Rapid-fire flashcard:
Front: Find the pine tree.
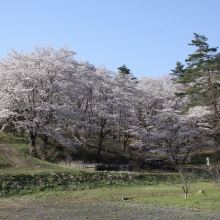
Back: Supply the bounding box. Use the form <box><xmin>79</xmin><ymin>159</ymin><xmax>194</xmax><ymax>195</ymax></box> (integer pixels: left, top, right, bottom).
<box><xmin>118</xmin><ymin>64</ymin><xmax>131</xmax><ymax>75</ymax></box>
<box><xmin>170</xmin><ymin>33</ymin><xmax>220</xmax><ymax>122</ymax></box>
<box><xmin>170</xmin><ymin>61</ymin><xmax>186</xmax><ymax>83</ymax></box>
<box><xmin>117</xmin><ymin>64</ymin><xmax>137</xmax><ymax>81</ymax></box>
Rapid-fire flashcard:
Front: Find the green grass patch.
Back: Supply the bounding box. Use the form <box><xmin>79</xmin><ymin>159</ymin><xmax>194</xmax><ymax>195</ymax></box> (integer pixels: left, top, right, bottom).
<box><xmin>4</xmin><ymin>181</ymin><xmax>219</xmax><ymax>215</ymax></box>
<box><xmin>133</xmin><ymin>182</ymin><xmax>220</xmax><ymax>212</ymax></box>
<box><xmin>0</xmin><ymin>156</ymin><xmax>10</xmax><ymax>168</ymax></box>
<box><xmin>0</xmin><ymin>132</ymin><xmax>25</xmax><ymax>144</ymax></box>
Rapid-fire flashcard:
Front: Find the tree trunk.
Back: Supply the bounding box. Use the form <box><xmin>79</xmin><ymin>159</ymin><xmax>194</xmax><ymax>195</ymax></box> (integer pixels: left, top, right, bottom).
<box><xmin>96</xmin><ymin>126</ymin><xmax>104</xmax><ymax>163</ymax></box>
<box><xmin>122</xmin><ymin>134</ymin><xmax>129</xmax><ymax>152</ymax></box>
<box><xmin>182</xmin><ymin>150</ymin><xmax>190</xmax><ymax>164</ymax></box>
<box><xmin>29</xmin><ymin>130</ymin><xmax>37</xmax><ymax>155</ymax></box>
<box><xmin>174</xmin><ymin>159</ymin><xmax>179</xmax><ymax>170</ymax></box>
<box><xmin>96</xmin><ymin>118</ymin><xmax>109</xmax><ymax>163</ymax></box>
<box><xmin>96</xmin><ymin>137</ymin><xmax>103</xmax><ymax>163</ymax></box>
<box><xmin>207</xmin><ymin>70</ymin><xmax>220</xmax><ymax>123</ymax></box>
<box><xmin>42</xmin><ymin>134</ymin><xmax>48</xmax><ymax>147</ymax></box>
<box><xmin>118</xmin><ymin>125</ymin><xmax>120</xmax><ymax>141</ymax></box>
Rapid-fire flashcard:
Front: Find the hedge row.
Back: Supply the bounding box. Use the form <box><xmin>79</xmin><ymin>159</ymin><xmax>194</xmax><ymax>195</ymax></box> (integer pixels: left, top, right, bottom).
<box><xmin>0</xmin><ymin>170</ymin><xmax>178</xmax><ymax>196</ymax></box>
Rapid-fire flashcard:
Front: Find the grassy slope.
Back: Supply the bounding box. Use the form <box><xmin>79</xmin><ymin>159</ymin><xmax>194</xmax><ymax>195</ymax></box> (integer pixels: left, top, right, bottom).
<box><xmin>0</xmin><ymin>132</ymin><xmax>74</xmax><ymax>174</ymax></box>
<box><xmin>0</xmin><ymin>131</ymin><xmax>141</xmax><ymax>173</ymax></box>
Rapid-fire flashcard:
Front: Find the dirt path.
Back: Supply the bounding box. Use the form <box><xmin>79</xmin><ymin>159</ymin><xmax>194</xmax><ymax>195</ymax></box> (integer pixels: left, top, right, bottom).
<box><xmin>0</xmin><ymin>143</ymin><xmax>33</xmax><ymax>168</ymax></box>
<box><xmin>0</xmin><ymin>197</ymin><xmax>220</xmax><ymax>220</ymax></box>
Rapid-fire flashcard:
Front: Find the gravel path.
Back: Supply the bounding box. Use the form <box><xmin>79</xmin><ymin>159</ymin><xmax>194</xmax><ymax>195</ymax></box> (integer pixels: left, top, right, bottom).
<box><xmin>1</xmin><ymin>199</ymin><xmax>220</xmax><ymax>220</ymax></box>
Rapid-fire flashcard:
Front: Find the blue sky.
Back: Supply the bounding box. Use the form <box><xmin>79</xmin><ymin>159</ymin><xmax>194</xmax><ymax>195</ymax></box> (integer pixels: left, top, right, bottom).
<box><xmin>1</xmin><ymin>0</ymin><xmax>220</xmax><ymax>78</ymax></box>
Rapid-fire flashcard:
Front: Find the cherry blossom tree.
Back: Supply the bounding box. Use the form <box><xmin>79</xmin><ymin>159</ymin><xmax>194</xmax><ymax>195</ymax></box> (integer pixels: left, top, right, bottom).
<box><xmin>0</xmin><ymin>46</ymin><xmax>85</xmax><ymax>154</ymax></box>
<box><xmin>134</xmin><ymin>76</ymin><xmax>183</xmax><ymax>123</ymax></box>
<box><xmin>132</xmin><ymin>111</ymin><xmax>200</xmax><ymax>168</ymax></box>
<box><xmin>111</xmin><ymin>67</ymin><xmax>140</xmax><ymax>152</ymax></box>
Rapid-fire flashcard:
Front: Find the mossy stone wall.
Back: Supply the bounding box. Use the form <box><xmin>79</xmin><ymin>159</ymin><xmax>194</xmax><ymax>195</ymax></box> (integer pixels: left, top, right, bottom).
<box><xmin>0</xmin><ymin>171</ymin><xmax>177</xmax><ymax>196</ymax></box>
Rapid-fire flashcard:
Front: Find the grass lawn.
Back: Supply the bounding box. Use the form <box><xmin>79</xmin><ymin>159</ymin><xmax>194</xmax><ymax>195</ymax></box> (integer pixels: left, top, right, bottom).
<box><xmin>68</xmin><ymin>182</ymin><xmax>218</xmax><ymax>214</ymax></box>
<box><xmin>132</xmin><ymin>182</ymin><xmax>220</xmax><ymax>213</ymax></box>
<box><xmin>1</xmin><ymin>181</ymin><xmax>218</xmax><ymax>214</ymax></box>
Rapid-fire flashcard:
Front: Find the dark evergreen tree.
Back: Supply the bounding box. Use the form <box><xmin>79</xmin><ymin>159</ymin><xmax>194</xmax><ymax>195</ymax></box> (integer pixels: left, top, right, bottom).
<box><xmin>170</xmin><ymin>61</ymin><xmax>186</xmax><ymax>82</ymax></box>
<box><xmin>117</xmin><ymin>64</ymin><xmax>137</xmax><ymax>81</ymax></box>
<box><xmin>170</xmin><ymin>33</ymin><xmax>220</xmax><ymax>121</ymax></box>
<box><xmin>118</xmin><ymin>64</ymin><xmax>131</xmax><ymax>75</ymax></box>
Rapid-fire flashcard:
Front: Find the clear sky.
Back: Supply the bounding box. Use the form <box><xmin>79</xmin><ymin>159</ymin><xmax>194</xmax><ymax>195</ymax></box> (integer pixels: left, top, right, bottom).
<box><xmin>1</xmin><ymin>0</ymin><xmax>220</xmax><ymax>78</ymax></box>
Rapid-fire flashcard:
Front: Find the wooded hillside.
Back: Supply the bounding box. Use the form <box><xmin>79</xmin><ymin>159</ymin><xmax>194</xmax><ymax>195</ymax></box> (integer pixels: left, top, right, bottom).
<box><xmin>0</xmin><ymin>34</ymin><xmax>220</xmax><ymax>165</ymax></box>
